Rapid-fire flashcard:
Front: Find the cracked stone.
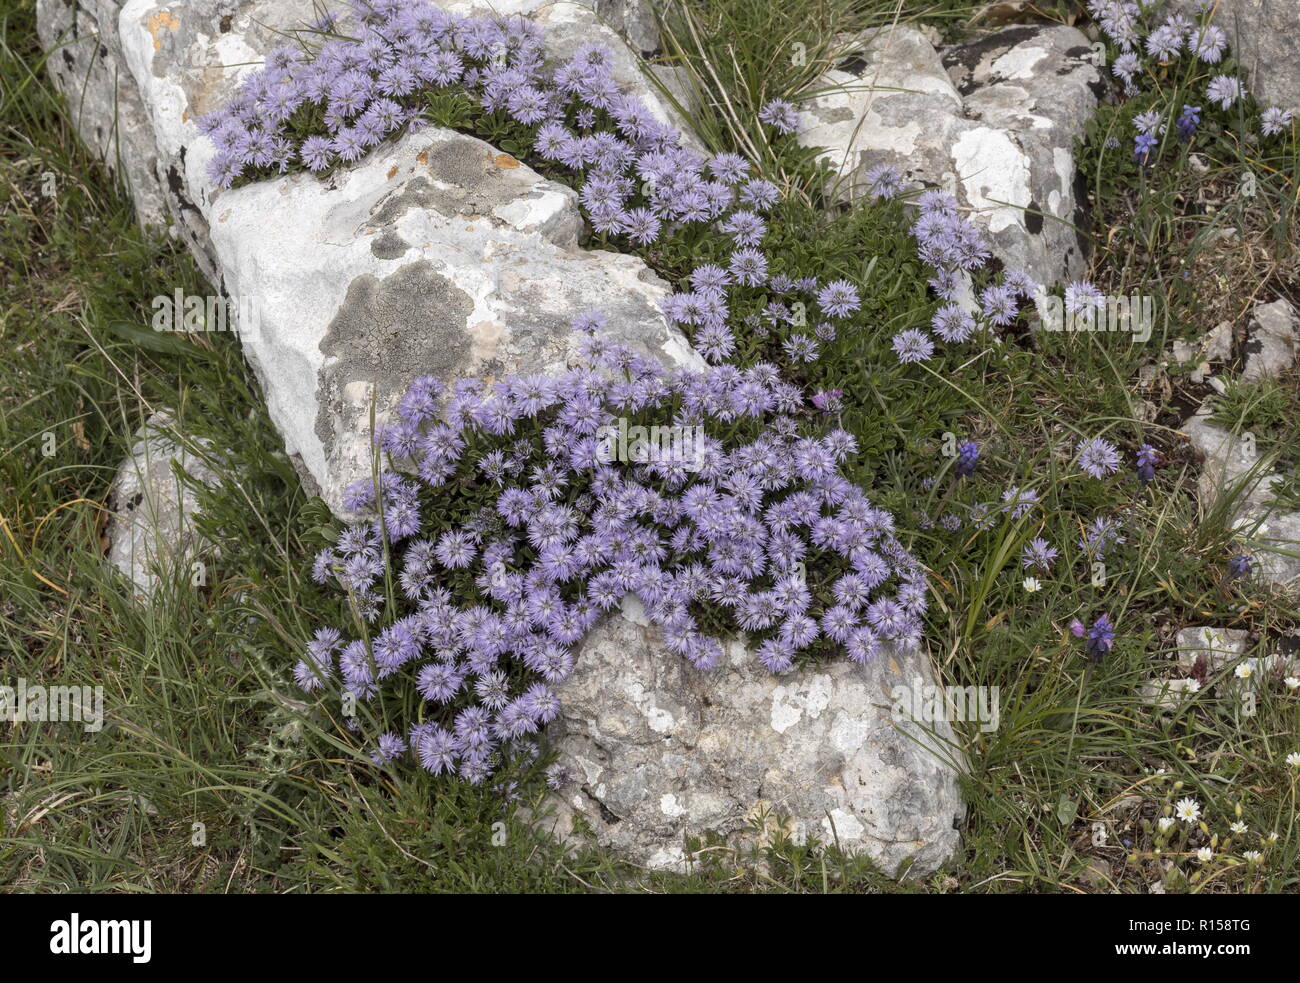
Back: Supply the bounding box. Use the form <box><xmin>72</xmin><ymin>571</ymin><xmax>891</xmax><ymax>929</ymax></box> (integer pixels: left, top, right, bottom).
<box><xmin>36</xmin><ymin>0</ymin><xmax>704</xmax><ymax>513</ymax></box>
<box><xmin>105</xmin><ymin>412</ymin><xmax>222</xmax><ymax>598</ymax></box>
<box><xmin>537</xmin><ymin>598</ymin><xmax>966</xmax><ymax>877</ymax></box>
<box><xmin>1242</xmin><ymin>298</ymin><xmax>1298</xmax><ymax>383</ymax></box>
<box><xmin>795</xmin><ymin>23</ymin><xmax>1100</xmax><ymax>288</ymax></box>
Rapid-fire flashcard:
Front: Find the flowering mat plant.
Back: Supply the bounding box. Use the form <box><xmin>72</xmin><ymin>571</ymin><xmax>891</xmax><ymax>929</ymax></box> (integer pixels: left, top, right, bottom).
<box><xmin>9</xmin><ymin>0</ymin><xmax>1300</xmax><ymax>896</ymax></box>
<box><xmin>198</xmin><ymin>0</ymin><xmax>1294</xmax><ymax>787</ymax></box>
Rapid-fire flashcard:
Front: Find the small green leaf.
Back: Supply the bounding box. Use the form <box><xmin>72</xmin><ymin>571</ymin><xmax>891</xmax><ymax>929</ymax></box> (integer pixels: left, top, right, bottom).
<box><xmin>1056</xmin><ymin>794</ymin><xmax>1078</xmax><ymax>827</ymax></box>
<box><xmin>105</xmin><ymin>320</ymin><xmax>208</xmax><ymax>357</ymax></box>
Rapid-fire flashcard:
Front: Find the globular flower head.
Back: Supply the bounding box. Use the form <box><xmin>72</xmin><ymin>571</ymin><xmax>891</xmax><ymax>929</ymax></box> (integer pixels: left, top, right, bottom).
<box><xmin>892</xmin><ymin>329</ymin><xmax>934</xmax><ymax>363</ymax></box>
<box><xmin>817</xmin><ymin>280</ymin><xmax>860</xmax><ymax>320</ymax></box>
<box><xmin>1064</xmin><ymin>280</ymin><xmax>1105</xmax><ymax>315</ymax></box>
<box><xmin>1077</xmin><ymin>437</ymin><xmax>1121</xmax><ymax>479</ymax></box>
<box><xmin>1021</xmin><ymin>537</ymin><xmax>1058</xmax><ymax>572</ymax></box>
<box><xmin>371</xmin><ymin>732</ymin><xmax>408</xmax><ymax>764</ymax></box>
<box><xmin>1260</xmin><ymin>106</ymin><xmax>1295</xmax><ymax>137</ymax></box>
<box><xmin>1190</xmin><ymin>24</ymin><xmax>1227</xmax><ymax>63</ymax></box>
<box><xmin>864</xmin><ymin>163</ymin><xmax>903</xmax><ymax>199</ymax></box>
<box><xmin>758</xmin><ymin>99</ymin><xmax>800</xmax><ymax>134</ymax></box>
<box><xmin>1206</xmin><ymin>74</ymin><xmax>1245</xmax><ymax>111</ymax></box>
<box><xmin>811</xmin><ymin>388</ymin><xmax>844</xmax><ymax>413</ymax></box>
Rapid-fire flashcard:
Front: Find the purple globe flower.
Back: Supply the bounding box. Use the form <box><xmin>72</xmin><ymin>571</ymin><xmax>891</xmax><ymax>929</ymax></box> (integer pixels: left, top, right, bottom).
<box><xmin>1077</xmin><ymin>437</ymin><xmax>1121</xmax><ymax>479</ymax></box>
<box><xmin>758</xmin><ymin>98</ymin><xmax>800</xmax><ymax>134</ymax></box>
<box><xmin>1021</xmin><ymin>537</ymin><xmax>1058</xmax><ymax>572</ymax></box>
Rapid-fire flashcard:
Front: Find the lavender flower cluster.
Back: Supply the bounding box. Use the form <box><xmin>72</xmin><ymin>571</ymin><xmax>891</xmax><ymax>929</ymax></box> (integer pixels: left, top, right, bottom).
<box><xmin>889</xmin><ymin>189</ymin><xmax>1041</xmax><ymax>364</ymax></box>
<box><xmin>302</xmin><ymin>317</ymin><xmax>925</xmax><ymax>778</ymax></box>
<box><xmin>197</xmin><ymin>0</ymin><xmax>1069</xmax><ymax>377</ymax></box>
<box><xmin>202</xmin><ymin>2</ymin><xmax>884</xmax><ymax>371</ymax></box>
<box><xmin>198</xmin><ymin>0</ymin><xmax>708</xmax><ymax>190</ymax></box>
<box><xmin>194</xmin><ymin>1</ymin><xmax>934</xmax><ymax>780</ymax></box>
<box><xmin>1086</xmin><ymin>1</ymin><xmax>1294</xmax><ymax>164</ymax></box>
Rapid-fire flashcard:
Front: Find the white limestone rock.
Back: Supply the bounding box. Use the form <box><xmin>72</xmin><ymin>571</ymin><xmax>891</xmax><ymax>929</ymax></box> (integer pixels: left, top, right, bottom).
<box><xmin>795</xmin><ymin>23</ymin><xmax>1102</xmax><ymax>288</ymax></box>
<box><xmin>1242</xmin><ymin>298</ymin><xmax>1298</xmax><ymax>383</ymax></box>
<box><xmin>539</xmin><ymin>600</ymin><xmax>966</xmax><ymax>877</ymax></box>
<box><xmin>35</xmin><ymin>0</ymin><xmax>169</xmax><ymax>227</ymax></box>
<box><xmin>105</xmin><ymin>412</ymin><xmax>221</xmax><ymax>597</ymax></box>
<box><xmin>1174</xmin><ymin>626</ymin><xmax>1251</xmax><ymax>672</ymax></box>
<box><xmin>36</xmin><ymin>0</ymin><xmax>704</xmax><ymax>512</ymax></box>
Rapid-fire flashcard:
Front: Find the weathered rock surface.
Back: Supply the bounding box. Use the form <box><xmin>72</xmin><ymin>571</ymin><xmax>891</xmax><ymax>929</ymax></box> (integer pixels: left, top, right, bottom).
<box><xmin>541</xmin><ymin>600</ymin><xmax>965</xmax><ymax>876</ymax></box>
<box><xmin>105</xmin><ymin>412</ymin><xmax>220</xmax><ymax>596</ymax></box>
<box><xmin>796</xmin><ymin>24</ymin><xmax>1102</xmax><ymax>288</ymax></box>
<box><xmin>1181</xmin><ymin>404</ymin><xmax>1275</xmax><ymax>508</ymax></box>
<box><xmin>1174</xmin><ymin>626</ymin><xmax>1250</xmax><ymax>671</ymax></box>
<box><xmin>586</xmin><ymin>0</ymin><xmax>660</xmax><ymax>55</ymax></box>
<box><xmin>1181</xmin><ymin>295</ymin><xmax>1300</xmax><ymax>601</ymax></box>
<box><xmin>36</xmin><ymin>0</ymin><xmax>703</xmax><ymax>512</ymax></box>
<box><xmin>1242</xmin><ymin>298</ymin><xmax>1298</xmax><ymax>383</ymax></box>
<box><xmin>211</xmin><ymin>126</ymin><xmax>701</xmax><ymax>511</ymax></box>
<box><xmin>1165</xmin><ymin>0</ymin><xmax>1300</xmax><ymax>113</ymax></box>
<box><xmin>35</xmin><ymin>0</ymin><xmax>169</xmax><ymax>227</ymax></box>
<box><xmin>1140</xmin><ymin>623</ymin><xmax>1300</xmax><ymax>711</ymax></box>
<box><xmin>1137</xmin><ymin>676</ymin><xmax>1201</xmax><ymax>712</ymax></box>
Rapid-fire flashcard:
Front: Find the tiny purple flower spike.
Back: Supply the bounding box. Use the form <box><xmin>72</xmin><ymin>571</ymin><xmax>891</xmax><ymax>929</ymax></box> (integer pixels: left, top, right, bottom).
<box><xmin>1069</xmin><ymin>618</ymin><xmax>1086</xmax><ymax>638</ymax></box>
<box><xmin>1135</xmin><ymin>443</ymin><xmax>1157</xmax><ymax>483</ymax></box>
<box><xmin>1083</xmin><ymin>614</ymin><xmax>1115</xmax><ymax>661</ymax></box>
<box><xmin>1228</xmin><ymin>554</ymin><xmax>1252</xmax><ymax>580</ymax></box>
<box><xmin>1134</xmin><ymin>132</ymin><xmax>1158</xmax><ymax>165</ymax></box>
<box><xmin>1176</xmin><ymin>104</ymin><xmax>1201</xmax><ymax>142</ymax></box>
<box><xmin>954</xmin><ymin>441</ymin><xmax>979</xmax><ymax>479</ymax></box>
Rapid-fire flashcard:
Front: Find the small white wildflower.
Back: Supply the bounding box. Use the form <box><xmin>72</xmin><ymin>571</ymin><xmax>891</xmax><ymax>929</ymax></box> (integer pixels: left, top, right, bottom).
<box><xmin>1230</xmin><ymin>821</ymin><xmax>1248</xmax><ymax>834</ymax></box>
<box><xmin>1286</xmin><ymin>752</ymin><xmax>1300</xmax><ymax>768</ymax></box>
<box><xmin>1175</xmin><ymin>797</ymin><xmax>1201</xmax><ymax>823</ymax></box>
<box><xmin>1285</xmin><ymin>676</ymin><xmax>1299</xmax><ymax>690</ymax></box>
<box><xmin>1242</xmin><ymin>850</ymin><xmax>1262</xmax><ymax>864</ymax></box>
<box><xmin>1234</xmin><ymin>663</ymin><xmax>1253</xmax><ymax>679</ymax></box>
<box><xmin>1267</xmin><ymin>831</ymin><xmax>1279</xmax><ymax>843</ymax></box>
<box><xmin>1157</xmin><ymin>816</ymin><xmax>1176</xmax><ymax>833</ymax></box>
<box><xmin>1023</xmin><ymin>577</ymin><xmax>1041</xmax><ymax>593</ymax></box>
<box><xmin>1196</xmin><ymin>847</ymin><xmax>1213</xmax><ymax>863</ymax></box>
